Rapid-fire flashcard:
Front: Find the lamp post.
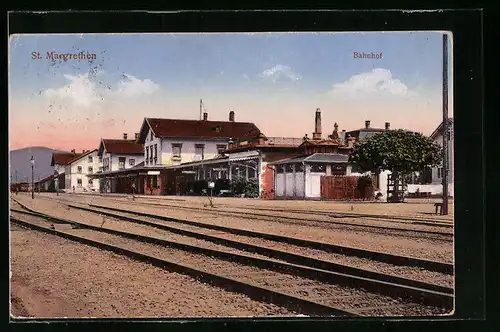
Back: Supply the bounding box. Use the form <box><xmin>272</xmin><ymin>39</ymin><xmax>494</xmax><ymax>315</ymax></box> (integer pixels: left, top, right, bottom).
<box><xmin>54</xmin><ymin>171</ymin><xmax>59</xmax><ymax>196</ymax></box>
<box><xmin>30</xmin><ymin>156</ymin><xmax>35</xmax><ymax>199</ymax></box>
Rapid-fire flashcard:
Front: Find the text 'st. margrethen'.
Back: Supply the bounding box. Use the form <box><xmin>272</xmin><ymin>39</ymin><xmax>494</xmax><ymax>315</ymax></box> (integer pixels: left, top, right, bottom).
<box><xmin>31</xmin><ymin>51</ymin><xmax>97</xmax><ymax>62</ymax></box>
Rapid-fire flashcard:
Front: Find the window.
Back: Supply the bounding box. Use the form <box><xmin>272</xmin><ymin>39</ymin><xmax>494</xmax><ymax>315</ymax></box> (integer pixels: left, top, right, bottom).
<box><xmin>310</xmin><ymin>164</ymin><xmax>326</xmax><ymax>173</ymax></box>
<box><xmin>88</xmin><ymin>179</ymin><xmax>93</xmax><ymax>186</ymax></box>
<box><xmin>150</xmin><ymin>131</ymin><xmax>154</xmax><ymax>141</ymax></box>
<box><xmin>149</xmin><ymin>146</ymin><xmax>153</xmax><ymax>162</ymax></box>
<box><xmin>77</xmin><ymin>178</ymin><xmax>82</xmax><ymax>187</ymax></box>
<box><xmin>88</xmin><ymin>156</ymin><xmax>93</xmax><ymax>163</ymax></box>
<box><xmin>154</xmin><ymin>144</ymin><xmax>158</xmax><ymax>163</ymax></box>
<box><xmin>77</xmin><ymin>166</ymin><xmax>82</xmax><ymax>173</ymax></box>
<box><xmin>129</xmin><ymin>159</ymin><xmax>135</xmax><ymax>166</ymax></box>
<box><xmin>217</xmin><ymin>144</ymin><xmax>227</xmax><ymax>154</ymax></box>
<box><xmin>296</xmin><ymin>163</ymin><xmax>305</xmax><ymax>172</ymax></box>
<box><xmin>99</xmin><ymin>156</ymin><xmax>103</xmax><ymax>162</ymax></box>
<box><xmin>118</xmin><ymin>157</ymin><xmax>126</xmax><ymax>170</ymax></box>
<box><xmin>277</xmin><ymin>165</ymin><xmax>285</xmax><ymax>174</ymax></box>
<box><xmin>88</xmin><ymin>166</ymin><xmax>93</xmax><ymax>174</ymax></box>
<box><xmin>437</xmin><ymin>167</ymin><xmax>445</xmax><ymax>179</ymax></box>
<box><xmin>195</xmin><ymin>144</ymin><xmax>205</xmax><ymax>161</ymax></box>
<box><xmin>285</xmin><ymin>164</ymin><xmax>294</xmax><ymax>173</ymax></box>
<box><xmin>172</xmin><ymin>144</ymin><xmax>182</xmax><ymax>158</ymax></box>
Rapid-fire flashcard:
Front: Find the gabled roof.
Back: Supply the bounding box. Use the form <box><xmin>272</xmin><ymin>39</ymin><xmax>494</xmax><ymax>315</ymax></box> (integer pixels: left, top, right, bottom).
<box><xmin>98</xmin><ymin>139</ymin><xmax>144</xmax><ymax>156</ymax></box>
<box><xmin>430</xmin><ymin>118</ymin><xmax>453</xmax><ymax>140</ymax></box>
<box><xmin>51</xmin><ymin>152</ymin><xmax>82</xmax><ymax>166</ymax></box>
<box><xmin>66</xmin><ymin>149</ymin><xmax>98</xmax><ymax>164</ymax></box>
<box><xmin>269</xmin><ymin>153</ymin><xmax>350</xmax><ymax>165</ymax></box>
<box><xmin>35</xmin><ymin>173</ymin><xmax>57</xmax><ymax>184</ymax></box>
<box><xmin>137</xmin><ymin>117</ymin><xmax>262</xmax><ymax>143</ymax></box>
<box><xmin>344</xmin><ymin>127</ymin><xmax>388</xmax><ymax>141</ymax></box>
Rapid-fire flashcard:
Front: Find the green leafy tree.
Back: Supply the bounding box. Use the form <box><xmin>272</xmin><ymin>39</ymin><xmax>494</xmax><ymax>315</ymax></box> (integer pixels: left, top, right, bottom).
<box><xmin>349</xmin><ymin>130</ymin><xmax>442</xmax><ymax>201</ymax></box>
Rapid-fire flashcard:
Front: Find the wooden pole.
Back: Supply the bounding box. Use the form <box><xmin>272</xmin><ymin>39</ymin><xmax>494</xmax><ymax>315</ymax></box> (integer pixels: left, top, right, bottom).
<box><xmin>442</xmin><ymin>33</ymin><xmax>449</xmax><ymax>215</ymax></box>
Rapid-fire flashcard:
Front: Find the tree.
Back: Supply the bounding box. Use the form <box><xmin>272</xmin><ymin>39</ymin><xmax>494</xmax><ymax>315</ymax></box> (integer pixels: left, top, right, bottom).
<box><xmin>349</xmin><ymin>130</ymin><xmax>442</xmax><ymax>202</ymax></box>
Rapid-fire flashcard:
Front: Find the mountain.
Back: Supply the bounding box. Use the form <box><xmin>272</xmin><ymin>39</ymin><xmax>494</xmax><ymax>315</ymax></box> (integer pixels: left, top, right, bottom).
<box><xmin>9</xmin><ymin>146</ymin><xmax>66</xmax><ymax>184</ymax></box>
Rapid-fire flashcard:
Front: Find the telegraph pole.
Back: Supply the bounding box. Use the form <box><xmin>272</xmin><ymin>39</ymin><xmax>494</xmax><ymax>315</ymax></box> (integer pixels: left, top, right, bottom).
<box><xmin>441</xmin><ymin>33</ymin><xmax>449</xmax><ymax>215</ymax></box>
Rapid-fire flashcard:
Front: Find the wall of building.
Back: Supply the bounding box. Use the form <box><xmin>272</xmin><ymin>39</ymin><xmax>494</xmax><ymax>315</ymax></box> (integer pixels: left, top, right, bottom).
<box><xmin>67</xmin><ymin>151</ymin><xmax>101</xmax><ymax>192</ymax></box>
<box><xmin>110</xmin><ymin>154</ymin><xmax>143</xmax><ymax>171</ymax></box>
<box><xmin>260</xmin><ymin>152</ymin><xmax>301</xmax><ymax>199</ymax></box>
<box><xmin>160</xmin><ymin>137</ymin><xmax>228</xmax><ymax>166</ymax></box>
<box><xmin>407</xmin><ymin>184</ymin><xmax>454</xmax><ymax>196</ymax></box>
<box><xmin>431</xmin><ymin>129</ymin><xmax>454</xmax><ymax>188</ymax></box>
<box><xmin>144</xmin><ymin>127</ymin><xmax>162</xmax><ymax>167</ymax></box>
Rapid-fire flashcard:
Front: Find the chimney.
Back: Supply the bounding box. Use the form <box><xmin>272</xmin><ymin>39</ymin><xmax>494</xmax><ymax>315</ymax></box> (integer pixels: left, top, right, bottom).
<box><xmin>385</xmin><ymin>122</ymin><xmax>390</xmax><ymax>130</ymax></box>
<box><xmin>203</xmin><ymin>112</ymin><xmax>208</xmax><ymax>121</ymax></box>
<box><xmin>312</xmin><ymin>108</ymin><xmax>322</xmax><ymax>140</ymax></box>
<box><xmin>229</xmin><ymin>110</ymin><xmax>235</xmax><ymax>122</ymax></box>
<box><xmin>365</xmin><ymin>120</ymin><xmax>371</xmax><ymax>129</ymax></box>
<box><xmin>135</xmin><ymin>132</ymin><xmax>139</xmax><ymax>140</ymax></box>
<box><xmin>71</xmin><ymin>149</ymin><xmax>75</xmax><ymax>153</ymax></box>
<box><xmin>123</xmin><ymin>133</ymin><xmax>128</xmax><ymax>140</ymax></box>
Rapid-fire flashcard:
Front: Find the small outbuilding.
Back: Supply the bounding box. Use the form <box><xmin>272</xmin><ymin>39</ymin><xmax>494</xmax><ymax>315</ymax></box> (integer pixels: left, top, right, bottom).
<box><xmin>270</xmin><ymin>153</ymin><xmax>349</xmax><ymax>199</ymax></box>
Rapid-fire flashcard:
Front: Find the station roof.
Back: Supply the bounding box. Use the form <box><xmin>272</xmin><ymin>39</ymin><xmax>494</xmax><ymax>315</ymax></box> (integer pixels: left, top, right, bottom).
<box><xmin>98</xmin><ymin>139</ymin><xmax>144</xmax><ymax>156</ymax></box>
<box><xmin>137</xmin><ymin>117</ymin><xmax>262</xmax><ymax>143</ymax></box>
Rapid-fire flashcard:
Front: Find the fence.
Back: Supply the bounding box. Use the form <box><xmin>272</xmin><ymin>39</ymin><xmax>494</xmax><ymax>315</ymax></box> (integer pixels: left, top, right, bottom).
<box><xmin>320</xmin><ymin>175</ymin><xmax>374</xmax><ymax>201</ymax></box>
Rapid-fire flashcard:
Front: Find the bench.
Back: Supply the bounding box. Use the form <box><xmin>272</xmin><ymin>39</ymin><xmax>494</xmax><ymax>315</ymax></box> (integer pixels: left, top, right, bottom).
<box><xmin>434</xmin><ymin>202</ymin><xmax>444</xmax><ymax>215</ymax></box>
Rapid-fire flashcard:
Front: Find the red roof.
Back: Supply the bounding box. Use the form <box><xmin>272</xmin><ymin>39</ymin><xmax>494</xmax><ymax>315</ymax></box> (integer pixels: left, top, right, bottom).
<box><xmin>102</xmin><ymin>139</ymin><xmax>144</xmax><ymax>154</ymax></box>
<box><xmin>139</xmin><ymin>118</ymin><xmax>262</xmax><ymax>142</ymax></box>
<box><xmin>65</xmin><ymin>149</ymin><xmax>98</xmax><ymax>164</ymax></box>
<box><xmin>51</xmin><ymin>152</ymin><xmax>82</xmax><ymax>166</ymax></box>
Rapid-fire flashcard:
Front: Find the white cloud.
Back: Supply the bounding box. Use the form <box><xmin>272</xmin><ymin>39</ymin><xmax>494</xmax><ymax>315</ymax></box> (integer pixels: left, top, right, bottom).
<box><xmin>114</xmin><ymin>74</ymin><xmax>159</xmax><ymax>99</ymax></box>
<box><xmin>330</xmin><ymin>68</ymin><xmax>414</xmax><ymax>99</ymax></box>
<box><xmin>44</xmin><ymin>73</ymin><xmax>101</xmax><ymax>107</ymax></box>
<box><xmin>259</xmin><ymin>65</ymin><xmax>301</xmax><ymax>83</ymax></box>
<box><xmin>42</xmin><ymin>71</ymin><xmax>160</xmax><ymax>107</ymax></box>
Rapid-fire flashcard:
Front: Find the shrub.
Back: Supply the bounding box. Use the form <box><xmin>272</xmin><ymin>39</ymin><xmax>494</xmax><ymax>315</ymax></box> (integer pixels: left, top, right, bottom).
<box><xmin>231</xmin><ymin>178</ymin><xmax>259</xmax><ymax>198</ymax></box>
<box><xmin>356</xmin><ymin>175</ymin><xmax>373</xmax><ymax>200</ymax></box>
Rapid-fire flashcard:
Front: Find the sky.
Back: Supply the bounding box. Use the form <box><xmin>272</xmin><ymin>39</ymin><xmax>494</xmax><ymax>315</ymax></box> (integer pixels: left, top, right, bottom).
<box><xmin>9</xmin><ymin>32</ymin><xmax>453</xmax><ymax>151</ymax></box>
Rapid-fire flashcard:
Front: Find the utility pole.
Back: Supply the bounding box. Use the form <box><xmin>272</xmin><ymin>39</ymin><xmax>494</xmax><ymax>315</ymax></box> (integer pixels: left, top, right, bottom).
<box><xmin>441</xmin><ymin>33</ymin><xmax>449</xmax><ymax>215</ymax></box>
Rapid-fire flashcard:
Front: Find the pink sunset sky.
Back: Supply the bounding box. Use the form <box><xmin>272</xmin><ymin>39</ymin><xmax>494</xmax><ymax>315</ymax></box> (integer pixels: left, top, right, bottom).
<box><xmin>9</xmin><ymin>32</ymin><xmax>453</xmax><ymax>152</ymax></box>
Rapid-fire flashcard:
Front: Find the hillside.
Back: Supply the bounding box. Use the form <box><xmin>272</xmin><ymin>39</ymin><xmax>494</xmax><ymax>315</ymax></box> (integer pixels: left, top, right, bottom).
<box><xmin>10</xmin><ymin>146</ymin><xmax>66</xmax><ymax>183</ymax></box>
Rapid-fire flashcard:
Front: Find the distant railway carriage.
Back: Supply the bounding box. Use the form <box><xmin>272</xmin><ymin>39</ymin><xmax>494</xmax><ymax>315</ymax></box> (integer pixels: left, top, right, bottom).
<box><xmin>10</xmin><ymin>182</ymin><xmax>29</xmax><ymax>192</ymax></box>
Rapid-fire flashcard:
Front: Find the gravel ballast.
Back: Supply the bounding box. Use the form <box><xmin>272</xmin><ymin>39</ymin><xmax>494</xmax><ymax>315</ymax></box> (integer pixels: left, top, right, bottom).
<box><xmin>11</xmin><ymin>197</ymin><xmax>454</xmax><ymax>288</ymax></box>
<box><xmin>10</xmin><ymin>214</ymin><xmax>451</xmax><ymax>317</ymax></box>
<box><xmin>48</xmin><ymin>195</ymin><xmax>453</xmax><ymax>263</ymax></box>
<box><xmin>10</xmin><ymin>221</ymin><xmax>296</xmax><ymax>318</ymax></box>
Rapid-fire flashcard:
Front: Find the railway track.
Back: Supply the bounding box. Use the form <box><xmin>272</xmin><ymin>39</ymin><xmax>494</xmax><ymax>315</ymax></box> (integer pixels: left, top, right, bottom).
<box><xmin>87</xmin><ymin>193</ymin><xmax>454</xmax><ymax>228</ymax></box>
<box><xmin>11</xmin><ymin>198</ymin><xmax>454</xmax><ymax>281</ymax></box>
<box><xmin>10</xmin><ymin>207</ymin><xmax>453</xmax><ymax>317</ymax></box>
<box><xmin>29</xmin><ymin>194</ymin><xmax>453</xmax><ymax>243</ymax></box>
<box><xmin>70</xmin><ymin>201</ymin><xmax>454</xmax><ymax>275</ymax></box>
